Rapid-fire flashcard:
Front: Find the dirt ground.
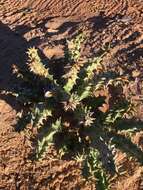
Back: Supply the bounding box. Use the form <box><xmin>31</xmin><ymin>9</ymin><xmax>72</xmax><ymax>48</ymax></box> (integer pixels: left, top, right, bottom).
<box><xmin>0</xmin><ymin>0</ymin><xmax>143</xmax><ymax>189</ymax></box>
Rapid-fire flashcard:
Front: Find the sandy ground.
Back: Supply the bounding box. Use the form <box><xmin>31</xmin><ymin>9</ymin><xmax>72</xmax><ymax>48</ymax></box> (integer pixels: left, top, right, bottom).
<box><xmin>0</xmin><ymin>0</ymin><xmax>143</xmax><ymax>189</ymax></box>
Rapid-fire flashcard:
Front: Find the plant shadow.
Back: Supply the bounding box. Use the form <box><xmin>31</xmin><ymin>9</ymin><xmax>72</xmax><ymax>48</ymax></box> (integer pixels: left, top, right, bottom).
<box><xmin>0</xmin><ymin>16</ymin><xmax>143</xmax><ymax>182</ymax></box>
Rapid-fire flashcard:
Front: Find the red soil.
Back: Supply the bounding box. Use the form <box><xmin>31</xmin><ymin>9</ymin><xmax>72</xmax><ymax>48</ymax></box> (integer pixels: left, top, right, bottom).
<box><xmin>0</xmin><ymin>0</ymin><xmax>143</xmax><ymax>189</ymax></box>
